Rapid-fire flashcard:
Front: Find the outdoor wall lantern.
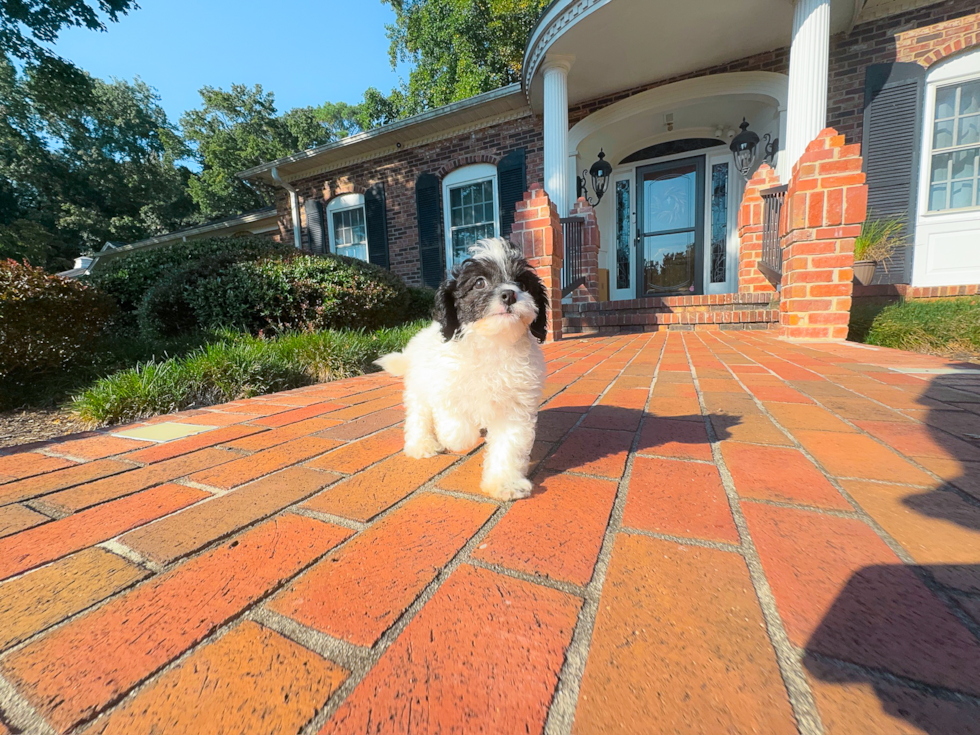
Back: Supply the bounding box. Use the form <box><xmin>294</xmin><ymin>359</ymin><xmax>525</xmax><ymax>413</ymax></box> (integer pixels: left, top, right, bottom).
<box><xmin>577</xmin><ymin>149</ymin><xmax>613</xmax><ymax>206</ymax></box>
<box><xmin>730</xmin><ymin>118</ymin><xmax>778</xmax><ymax>177</ymax></box>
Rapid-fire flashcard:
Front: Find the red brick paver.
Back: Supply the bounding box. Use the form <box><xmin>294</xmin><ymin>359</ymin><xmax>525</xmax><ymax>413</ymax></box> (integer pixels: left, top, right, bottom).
<box><xmin>82</xmin><ymin>622</ymin><xmax>346</xmax><ymax>735</ymax></box>
<box><xmin>1</xmin><ymin>332</ymin><xmax>979</xmax><ymax>734</ymax></box>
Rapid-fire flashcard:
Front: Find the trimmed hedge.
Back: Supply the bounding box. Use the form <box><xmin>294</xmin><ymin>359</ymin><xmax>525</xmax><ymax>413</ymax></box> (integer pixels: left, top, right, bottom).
<box><xmin>90</xmin><ymin>235</ymin><xmax>291</xmax><ymax>313</ymax></box>
<box><xmin>0</xmin><ymin>260</ymin><xmax>117</xmax><ymax>377</ymax></box>
<box><xmin>139</xmin><ymin>253</ymin><xmax>412</xmax><ymax>337</ymax></box>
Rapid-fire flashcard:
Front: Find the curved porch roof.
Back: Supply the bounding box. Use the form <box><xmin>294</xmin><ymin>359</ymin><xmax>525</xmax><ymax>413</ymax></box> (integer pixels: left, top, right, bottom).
<box><xmin>522</xmin><ymin>0</ymin><xmax>863</xmax><ymax>111</ymax></box>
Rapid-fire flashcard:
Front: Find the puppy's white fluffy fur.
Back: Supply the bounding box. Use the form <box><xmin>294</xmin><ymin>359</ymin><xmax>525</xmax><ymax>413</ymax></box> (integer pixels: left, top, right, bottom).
<box><xmin>376</xmin><ymin>239</ymin><xmax>545</xmax><ymax>500</ymax></box>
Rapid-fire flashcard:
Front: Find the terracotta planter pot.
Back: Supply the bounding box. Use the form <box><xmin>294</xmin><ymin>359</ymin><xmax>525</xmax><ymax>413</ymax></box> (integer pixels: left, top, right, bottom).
<box><xmin>853</xmin><ymin>260</ymin><xmax>877</xmax><ymax>286</ymax></box>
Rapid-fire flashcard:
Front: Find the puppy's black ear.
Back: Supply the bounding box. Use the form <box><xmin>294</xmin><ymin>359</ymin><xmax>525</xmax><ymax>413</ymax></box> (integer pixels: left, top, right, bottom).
<box><xmin>434</xmin><ymin>277</ymin><xmax>460</xmax><ymax>341</ymax></box>
<box><xmin>518</xmin><ymin>267</ymin><xmax>549</xmax><ymax>343</ymax></box>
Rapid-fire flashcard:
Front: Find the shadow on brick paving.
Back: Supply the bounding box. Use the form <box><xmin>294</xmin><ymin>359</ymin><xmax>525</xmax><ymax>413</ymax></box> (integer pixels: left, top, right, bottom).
<box><xmin>804</xmin><ymin>371</ymin><xmax>980</xmax><ymax>733</ymax></box>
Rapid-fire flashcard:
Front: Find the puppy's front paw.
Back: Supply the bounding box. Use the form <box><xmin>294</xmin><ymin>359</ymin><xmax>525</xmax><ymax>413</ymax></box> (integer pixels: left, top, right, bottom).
<box><xmin>405</xmin><ymin>436</ymin><xmax>444</xmax><ymax>459</ymax></box>
<box><xmin>481</xmin><ymin>476</ymin><xmax>533</xmax><ymax>501</ymax></box>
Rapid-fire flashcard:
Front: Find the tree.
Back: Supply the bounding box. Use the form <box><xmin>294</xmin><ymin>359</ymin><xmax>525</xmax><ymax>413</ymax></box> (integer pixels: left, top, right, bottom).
<box><xmin>382</xmin><ymin>0</ymin><xmax>548</xmax><ymax>114</ymax></box>
<box><xmin>0</xmin><ymin>0</ymin><xmax>137</xmax><ymax>67</ymax></box>
<box><xmin>181</xmin><ymin>84</ymin><xmax>392</xmax><ymax>219</ymax></box>
<box><xmin>0</xmin><ymin>57</ymin><xmax>196</xmax><ymax>268</ymax></box>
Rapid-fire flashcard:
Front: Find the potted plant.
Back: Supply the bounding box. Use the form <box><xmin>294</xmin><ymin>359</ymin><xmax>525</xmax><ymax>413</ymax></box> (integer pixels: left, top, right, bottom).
<box><xmin>853</xmin><ymin>215</ymin><xmax>906</xmax><ymax>286</ymax></box>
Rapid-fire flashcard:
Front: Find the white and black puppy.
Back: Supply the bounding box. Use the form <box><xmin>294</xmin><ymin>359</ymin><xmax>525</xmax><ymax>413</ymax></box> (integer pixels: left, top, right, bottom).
<box><xmin>375</xmin><ymin>237</ymin><xmax>548</xmax><ymax>500</ymax></box>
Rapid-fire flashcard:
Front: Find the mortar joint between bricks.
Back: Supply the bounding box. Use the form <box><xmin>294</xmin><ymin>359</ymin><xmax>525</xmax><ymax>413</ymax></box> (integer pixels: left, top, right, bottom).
<box><xmin>683</xmin><ymin>331</ymin><xmax>825</xmax><ymax>735</ymax></box>
<box><xmin>543</xmin><ymin>333</ymin><xmax>665</xmax><ymax>735</ymax></box>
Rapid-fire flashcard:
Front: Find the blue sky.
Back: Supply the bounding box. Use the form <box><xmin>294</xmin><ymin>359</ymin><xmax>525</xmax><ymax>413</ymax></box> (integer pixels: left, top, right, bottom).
<box><xmin>50</xmin><ymin>0</ymin><xmax>411</xmax><ymax>123</ymax></box>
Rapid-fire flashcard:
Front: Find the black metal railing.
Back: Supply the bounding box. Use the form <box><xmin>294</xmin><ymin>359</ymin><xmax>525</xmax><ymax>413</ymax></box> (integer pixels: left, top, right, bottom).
<box><xmin>759</xmin><ymin>185</ymin><xmax>787</xmax><ymax>287</ymax></box>
<box><xmin>561</xmin><ymin>216</ymin><xmax>586</xmax><ymax>297</ymax></box>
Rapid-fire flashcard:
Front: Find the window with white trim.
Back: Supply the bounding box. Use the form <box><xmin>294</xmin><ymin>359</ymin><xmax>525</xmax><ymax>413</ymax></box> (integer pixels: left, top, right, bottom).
<box><xmin>928</xmin><ymin>79</ymin><xmax>980</xmax><ymax>211</ymax></box>
<box><xmin>326</xmin><ymin>193</ymin><xmax>369</xmax><ymax>261</ymax></box>
<box><xmin>442</xmin><ymin>164</ymin><xmax>499</xmax><ymax>267</ymax></box>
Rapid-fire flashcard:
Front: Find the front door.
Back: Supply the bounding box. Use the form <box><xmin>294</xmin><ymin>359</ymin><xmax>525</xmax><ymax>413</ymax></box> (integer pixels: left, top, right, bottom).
<box><xmin>636</xmin><ymin>157</ymin><xmax>704</xmax><ymax>296</ymax></box>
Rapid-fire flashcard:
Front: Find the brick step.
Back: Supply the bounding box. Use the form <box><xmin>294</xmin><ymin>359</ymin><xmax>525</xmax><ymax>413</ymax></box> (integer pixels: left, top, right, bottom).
<box><xmin>563</xmin><ymin>293</ymin><xmax>779</xmax><ymax>334</ymax></box>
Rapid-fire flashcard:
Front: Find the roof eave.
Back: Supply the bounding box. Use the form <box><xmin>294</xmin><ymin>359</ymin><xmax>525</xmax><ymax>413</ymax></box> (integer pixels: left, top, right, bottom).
<box><xmin>238</xmin><ymin>83</ymin><xmax>526</xmax><ymax>183</ymax></box>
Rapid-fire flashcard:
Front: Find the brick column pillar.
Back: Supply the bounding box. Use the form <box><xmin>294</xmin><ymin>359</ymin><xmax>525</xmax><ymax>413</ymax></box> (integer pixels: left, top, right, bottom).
<box><xmin>569</xmin><ymin>197</ymin><xmax>600</xmax><ymax>304</ymax></box>
<box><xmin>737</xmin><ymin>164</ymin><xmax>781</xmax><ymax>294</ymax></box>
<box><xmin>510</xmin><ymin>184</ymin><xmax>564</xmax><ymax>342</ymax></box>
<box><xmin>779</xmin><ymin>128</ymin><xmax>867</xmax><ymax>341</ymax></box>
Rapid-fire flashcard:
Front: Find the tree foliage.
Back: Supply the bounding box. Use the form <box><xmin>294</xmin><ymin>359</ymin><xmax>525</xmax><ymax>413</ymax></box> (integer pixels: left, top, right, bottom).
<box><xmin>0</xmin><ymin>0</ymin><xmax>137</xmax><ymax>67</ymax></box>
<box><xmin>383</xmin><ymin>0</ymin><xmax>549</xmax><ymax>114</ymax></box>
<box><xmin>0</xmin><ymin>56</ymin><xmax>196</xmax><ymax>269</ymax></box>
<box><xmin>180</xmin><ymin>84</ymin><xmax>410</xmax><ymax>220</ymax></box>
<box><xmin>0</xmin><ymin>0</ymin><xmax>552</xmax><ymax>270</ymax></box>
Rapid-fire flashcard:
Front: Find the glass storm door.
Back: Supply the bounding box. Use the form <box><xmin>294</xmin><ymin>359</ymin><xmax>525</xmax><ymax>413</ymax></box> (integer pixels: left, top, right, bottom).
<box><xmin>636</xmin><ymin>157</ymin><xmax>705</xmax><ymax>296</ymax></box>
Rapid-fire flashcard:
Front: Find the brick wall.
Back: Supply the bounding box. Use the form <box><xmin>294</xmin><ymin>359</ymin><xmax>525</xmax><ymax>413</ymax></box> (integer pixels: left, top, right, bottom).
<box><xmin>510</xmin><ymin>185</ymin><xmax>564</xmax><ymax>342</ymax></box>
<box><xmin>828</xmin><ymin>0</ymin><xmax>980</xmax><ymax>143</ymax></box>
<box><xmin>737</xmin><ymin>164</ymin><xmax>782</xmax><ymax>295</ymax></box>
<box><xmin>779</xmin><ymin>129</ymin><xmax>867</xmax><ymax>341</ymax></box>
<box><xmin>277</xmin><ymin>114</ymin><xmax>543</xmax><ymax>287</ymax></box>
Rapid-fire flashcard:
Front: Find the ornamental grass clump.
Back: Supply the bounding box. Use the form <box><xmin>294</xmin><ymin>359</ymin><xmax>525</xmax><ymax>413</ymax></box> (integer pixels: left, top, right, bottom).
<box><xmin>854</xmin><ymin>215</ymin><xmax>907</xmax><ymax>267</ymax></box>
<box><xmin>73</xmin><ymin>322</ymin><xmax>425</xmax><ymax>426</ymax></box>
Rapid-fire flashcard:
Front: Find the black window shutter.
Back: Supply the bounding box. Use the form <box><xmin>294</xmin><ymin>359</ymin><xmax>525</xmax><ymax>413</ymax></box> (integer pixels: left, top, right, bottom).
<box><xmin>497</xmin><ymin>148</ymin><xmax>527</xmax><ymax>239</ymax></box>
<box><xmin>364</xmin><ymin>182</ymin><xmax>389</xmax><ymax>269</ymax></box>
<box><xmin>303</xmin><ymin>199</ymin><xmax>326</xmax><ymax>254</ymax></box>
<box><xmin>416</xmin><ymin>172</ymin><xmax>444</xmax><ymax>288</ymax></box>
<box><xmin>863</xmin><ymin>62</ymin><xmax>925</xmax><ymax>284</ymax></box>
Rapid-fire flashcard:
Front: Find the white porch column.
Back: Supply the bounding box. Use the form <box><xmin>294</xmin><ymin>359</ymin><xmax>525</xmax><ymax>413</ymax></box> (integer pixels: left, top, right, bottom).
<box><xmin>543</xmin><ymin>56</ymin><xmax>573</xmax><ymax>216</ymax></box>
<box><xmin>784</xmin><ymin>0</ymin><xmax>830</xmax><ymax>173</ymax></box>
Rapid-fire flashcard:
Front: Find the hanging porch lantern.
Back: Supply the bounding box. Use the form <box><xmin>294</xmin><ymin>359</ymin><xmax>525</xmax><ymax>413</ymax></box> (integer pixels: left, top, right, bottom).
<box><xmin>730</xmin><ymin>118</ymin><xmax>760</xmax><ymax>178</ymax></box>
<box><xmin>730</xmin><ymin>118</ymin><xmax>779</xmax><ymax>177</ymax></box>
<box><xmin>577</xmin><ymin>149</ymin><xmax>613</xmax><ymax>206</ymax></box>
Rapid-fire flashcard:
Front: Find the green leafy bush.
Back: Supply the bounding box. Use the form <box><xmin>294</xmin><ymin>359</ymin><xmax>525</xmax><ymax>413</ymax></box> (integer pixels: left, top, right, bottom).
<box><xmin>73</xmin><ymin>322</ymin><xmax>425</xmax><ymax>426</ymax></box>
<box><xmin>140</xmin><ymin>252</ymin><xmax>412</xmax><ymax>337</ymax></box>
<box><xmin>136</xmin><ymin>252</ymin><xmax>244</xmax><ymax>338</ymax></box>
<box><xmin>0</xmin><ymin>259</ymin><xmax>117</xmax><ymax>377</ymax></box>
<box><xmin>90</xmin><ymin>235</ymin><xmax>291</xmax><ymax>312</ymax></box>
<box><xmin>407</xmin><ymin>286</ymin><xmax>436</xmax><ymax>321</ymax></box>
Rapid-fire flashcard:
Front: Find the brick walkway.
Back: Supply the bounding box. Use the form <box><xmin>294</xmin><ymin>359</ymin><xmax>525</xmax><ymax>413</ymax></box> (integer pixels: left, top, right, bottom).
<box><xmin>1</xmin><ymin>332</ymin><xmax>980</xmax><ymax>734</ymax></box>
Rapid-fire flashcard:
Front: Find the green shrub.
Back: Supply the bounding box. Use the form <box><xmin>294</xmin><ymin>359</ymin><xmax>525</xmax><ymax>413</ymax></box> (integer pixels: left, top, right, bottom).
<box><xmin>90</xmin><ymin>235</ymin><xmax>291</xmax><ymax>312</ymax></box>
<box><xmin>73</xmin><ymin>322</ymin><xmax>425</xmax><ymax>426</ymax></box>
<box><xmin>407</xmin><ymin>286</ymin><xmax>436</xmax><ymax>321</ymax></box>
<box><xmin>863</xmin><ymin>297</ymin><xmax>980</xmax><ymax>356</ymax></box>
<box><xmin>140</xmin><ymin>252</ymin><xmax>412</xmax><ymax>337</ymax></box>
<box><xmin>136</xmin><ymin>252</ymin><xmax>245</xmax><ymax>338</ymax></box>
<box><xmin>0</xmin><ymin>260</ymin><xmax>117</xmax><ymax>377</ymax></box>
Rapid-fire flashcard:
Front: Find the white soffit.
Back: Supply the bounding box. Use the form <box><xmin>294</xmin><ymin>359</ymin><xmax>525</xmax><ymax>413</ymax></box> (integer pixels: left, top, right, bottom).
<box><xmin>524</xmin><ymin>0</ymin><xmax>860</xmax><ymax>110</ymax></box>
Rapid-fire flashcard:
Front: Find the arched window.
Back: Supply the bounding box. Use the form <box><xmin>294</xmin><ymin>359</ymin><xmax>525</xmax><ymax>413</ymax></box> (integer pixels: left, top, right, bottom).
<box><xmin>442</xmin><ymin>164</ymin><xmax>499</xmax><ymax>267</ymax></box>
<box><xmin>326</xmin><ymin>193</ymin><xmax>368</xmax><ymax>261</ymax></box>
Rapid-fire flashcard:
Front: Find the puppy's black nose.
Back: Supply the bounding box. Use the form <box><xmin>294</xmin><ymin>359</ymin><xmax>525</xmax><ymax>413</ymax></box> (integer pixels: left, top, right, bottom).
<box><xmin>501</xmin><ymin>289</ymin><xmax>517</xmax><ymax>306</ymax></box>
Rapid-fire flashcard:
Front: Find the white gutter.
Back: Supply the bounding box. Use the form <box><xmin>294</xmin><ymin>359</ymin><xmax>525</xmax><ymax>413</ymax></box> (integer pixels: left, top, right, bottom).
<box><xmin>272</xmin><ymin>166</ymin><xmax>302</xmax><ymax>250</ymax></box>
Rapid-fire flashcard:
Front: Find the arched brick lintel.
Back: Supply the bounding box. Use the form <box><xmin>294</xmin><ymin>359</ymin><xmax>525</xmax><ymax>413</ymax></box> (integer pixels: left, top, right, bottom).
<box><xmin>434</xmin><ymin>154</ymin><xmax>501</xmax><ymax>180</ymax></box>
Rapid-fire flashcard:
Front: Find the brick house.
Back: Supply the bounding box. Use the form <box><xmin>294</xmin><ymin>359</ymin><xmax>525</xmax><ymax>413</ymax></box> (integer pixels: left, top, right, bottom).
<box><xmin>240</xmin><ymin>0</ymin><xmax>980</xmax><ymax>340</ymax></box>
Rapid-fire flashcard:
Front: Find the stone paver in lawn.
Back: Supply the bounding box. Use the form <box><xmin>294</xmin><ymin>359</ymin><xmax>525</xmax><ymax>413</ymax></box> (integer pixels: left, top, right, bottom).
<box><xmin>1</xmin><ymin>331</ymin><xmax>980</xmax><ymax>735</ymax></box>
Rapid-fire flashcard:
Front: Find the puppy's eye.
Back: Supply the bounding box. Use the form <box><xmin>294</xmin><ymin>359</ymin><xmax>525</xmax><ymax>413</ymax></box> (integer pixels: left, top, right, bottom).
<box><xmin>474</xmin><ymin>277</ymin><xmax>487</xmax><ymax>290</ymax></box>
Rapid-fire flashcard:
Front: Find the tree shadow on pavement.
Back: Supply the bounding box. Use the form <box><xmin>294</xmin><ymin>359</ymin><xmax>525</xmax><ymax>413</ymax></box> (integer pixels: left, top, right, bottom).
<box><xmin>803</xmin><ymin>370</ymin><xmax>980</xmax><ymax>734</ymax></box>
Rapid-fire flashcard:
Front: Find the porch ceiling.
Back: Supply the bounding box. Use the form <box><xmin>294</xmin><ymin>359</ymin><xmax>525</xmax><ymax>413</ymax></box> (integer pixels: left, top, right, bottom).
<box><xmin>523</xmin><ymin>0</ymin><xmax>862</xmax><ymax>111</ymax></box>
